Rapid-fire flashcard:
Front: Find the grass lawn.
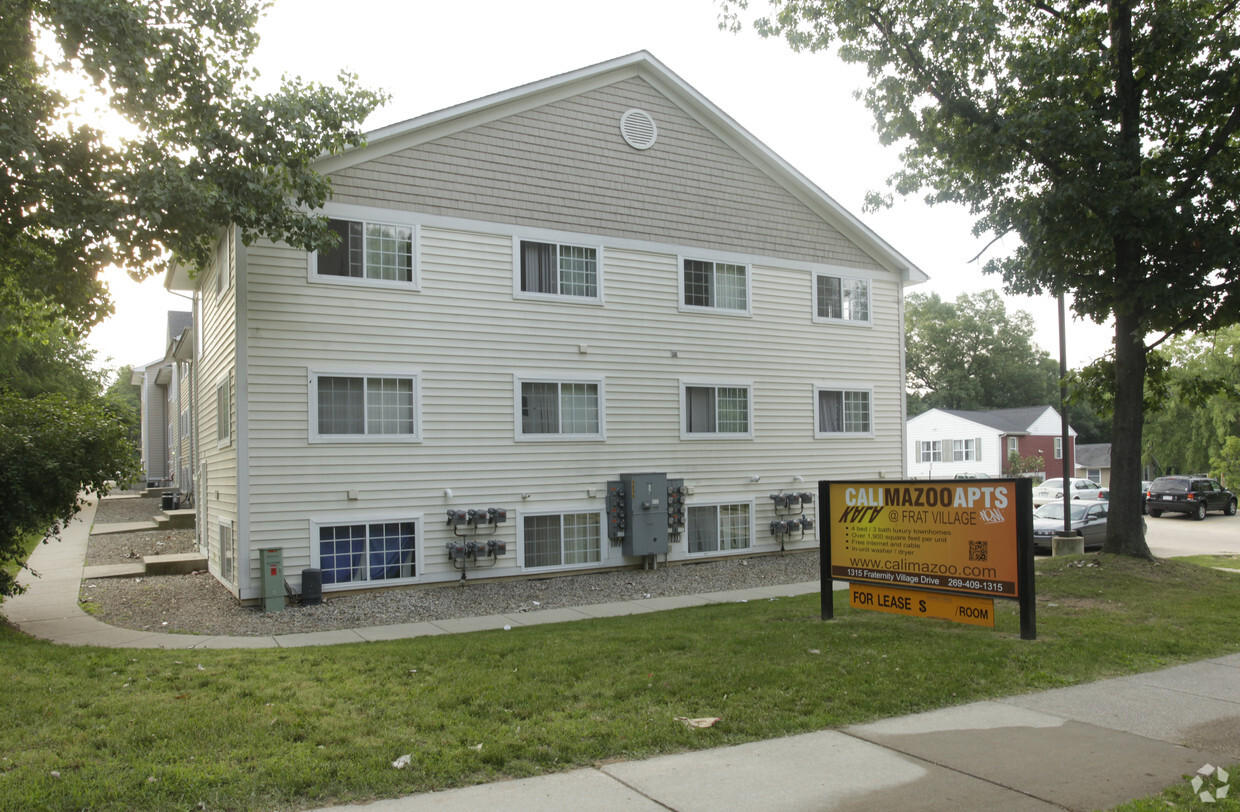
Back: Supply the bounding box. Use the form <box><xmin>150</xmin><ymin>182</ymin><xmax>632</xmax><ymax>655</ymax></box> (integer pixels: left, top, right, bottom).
<box><xmin>0</xmin><ymin>554</ymin><xmax>1238</xmax><ymax>811</ymax></box>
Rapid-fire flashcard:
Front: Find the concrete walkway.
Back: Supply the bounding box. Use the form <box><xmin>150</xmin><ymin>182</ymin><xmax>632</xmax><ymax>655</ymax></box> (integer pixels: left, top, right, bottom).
<box><xmin>5</xmin><ymin>496</ymin><xmax>1240</xmax><ymax>811</ymax></box>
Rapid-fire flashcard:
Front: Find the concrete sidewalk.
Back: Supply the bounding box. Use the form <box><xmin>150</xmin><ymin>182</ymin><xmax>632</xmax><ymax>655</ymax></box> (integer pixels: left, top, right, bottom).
<box><xmin>6</xmin><ymin>496</ymin><xmax>1240</xmax><ymax>811</ymax></box>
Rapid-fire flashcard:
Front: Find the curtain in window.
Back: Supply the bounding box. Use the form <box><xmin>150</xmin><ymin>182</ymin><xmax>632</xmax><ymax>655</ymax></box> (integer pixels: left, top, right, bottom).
<box><xmin>719</xmin><ymin>504</ymin><xmax>751</xmax><ymax>550</ymax></box>
<box><xmin>686</xmin><ymin>387</ymin><xmax>716</xmax><ymax>433</ymax></box>
<box><xmin>559</xmin><ymin>383</ymin><xmax>599</xmax><ymax>434</ymax></box>
<box><xmin>318</xmin><ymin>377</ymin><xmax>365</xmax><ymax>434</ymax></box>
<box><xmin>320</xmin><ymin>525</ymin><xmax>366</xmax><ymax>584</ymax></box>
<box><xmin>715</xmin><ymin>263</ymin><xmax>747</xmax><ymax>310</ymax></box>
<box><xmin>522</xmin><ymin>382</ymin><xmax>559</xmax><ymax>434</ymax></box>
<box><xmin>521</xmin><ymin>241</ymin><xmax>558</xmax><ymax>294</ymax></box>
<box><xmin>523</xmin><ymin>515</ymin><xmax>561</xmax><ymax>567</ymax></box>
<box><xmin>688</xmin><ymin>505</ymin><xmax>719</xmax><ymax>552</ymax></box>
<box><xmin>366</xmin><ymin>377</ymin><xmax>415</xmax><ymax>434</ymax></box>
<box><xmin>558</xmin><ymin>245</ymin><xmax>597</xmax><ymax>297</ymax></box>
<box><xmin>368</xmin><ymin>522</ymin><xmax>415</xmax><ymax>580</ymax></box>
<box><xmin>819</xmin><ymin>390</ymin><xmax>843</xmax><ymax>433</ymax></box>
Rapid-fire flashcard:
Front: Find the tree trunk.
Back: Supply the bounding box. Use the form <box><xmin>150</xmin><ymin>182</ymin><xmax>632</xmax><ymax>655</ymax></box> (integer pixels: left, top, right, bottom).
<box><xmin>1104</xmin><ymin>305</ymin><xmax>1154</xmax><ymax>558</ymax></box>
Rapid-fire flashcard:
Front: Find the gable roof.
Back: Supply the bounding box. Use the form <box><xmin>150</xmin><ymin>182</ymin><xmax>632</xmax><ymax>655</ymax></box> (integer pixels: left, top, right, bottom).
<box><xmin>922</xmin><ymin>406</ymin><xmax>1060</xmax><ymax>434</ymax></box>
<box><xmin>1074</xmin><ymin>443</ymin><xmax>1112</xmax><ymax>469</ymax></box>
<box><xmin>317</xmin><ymin>51</ymin><xmax>926</xmax><ymax>284</ymax></box>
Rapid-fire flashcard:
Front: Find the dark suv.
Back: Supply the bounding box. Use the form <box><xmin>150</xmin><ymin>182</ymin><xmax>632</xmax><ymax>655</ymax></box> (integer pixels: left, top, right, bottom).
<box><xmin>1146</xmin><ymin>476</ymin><xmax>1237</xmax><ymax>520</ymax></box>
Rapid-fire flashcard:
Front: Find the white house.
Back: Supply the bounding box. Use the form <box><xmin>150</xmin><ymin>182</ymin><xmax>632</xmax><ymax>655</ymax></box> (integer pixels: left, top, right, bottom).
<box><xmin>906</xmin><ymin>406</ymin><xmax>1077</xmax><ymax>480</ymax></box>
<box><xmin>166</xmin><ymin>52</ymin><xmax>927</xmax><ymax>602</ymax></box>
<box><xmin>131</xmin><ymin>311</ymin><xmax>193</xmax><ymax>489</ymax></box>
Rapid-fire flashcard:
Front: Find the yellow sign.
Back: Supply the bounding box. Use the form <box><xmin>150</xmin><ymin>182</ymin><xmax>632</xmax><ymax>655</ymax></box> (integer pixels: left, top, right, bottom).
<box><xmin>828</xmin><ymin>481</ymin><xmax>1020</xmax><ymax>599</ymax></box>
<box><xmin>849</xmin><ymin>583</ymin><xmax>996</xmax><ymax>627</ymax></box>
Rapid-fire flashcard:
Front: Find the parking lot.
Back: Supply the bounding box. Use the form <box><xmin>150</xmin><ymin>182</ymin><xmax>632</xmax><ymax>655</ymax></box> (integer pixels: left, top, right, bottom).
<box><xmin>1144</xmin><ymin>510</ymin><xmax>1240</xmax><ymax>558</ymax></box>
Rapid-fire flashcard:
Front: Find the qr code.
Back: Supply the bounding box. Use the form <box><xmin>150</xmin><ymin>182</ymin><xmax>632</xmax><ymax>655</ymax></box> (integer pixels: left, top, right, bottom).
<box><xmin>969</xmin><ymin>540</ymin><xmax>988</xmax><ymax>562</ymax></box>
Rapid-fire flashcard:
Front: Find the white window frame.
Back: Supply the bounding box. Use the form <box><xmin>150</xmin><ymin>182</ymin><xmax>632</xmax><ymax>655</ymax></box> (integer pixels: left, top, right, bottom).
<box><xmin>919</xmin><ymin>440</ymin><xmax>943</xmax><ymax>463</ymax></box>
<box><xmin>308</xmin><ymin>366</ymin><xmax>422</xmax><ymax>443</ymax></box>
<box><xmin>1007</xmin><ymin>436</ymin><xmax>1019</xmax><ymax>457</ymax></box>
<box><xmin>518</xmin><ymin>509</ymin><xmax>605</xmax><ymax>573</ymax></box>
<box><xmin>307</xmin><ymin>203</ymin><xmax>420</xmax><ymax>291</ymax></box>
<box><xmin>215</xmin><ymin>375</ymin><xmax>231</xmax><ymax>448</ymax></box>
<box><xmin>310</xmin><ymin>514</ymin><xmax>423</xmax><ymax>591</ymax></box>
<box><xmin>952</xmin><ymin>438</ymin><xmax>977</xmax><ymax>462</ymax></box>
<box><xmin>217</xmin><ymin>519</ymin><xmax>236</xmax><ymax>585</ymax></box>
<box><xmin>685</xmin><ymin>501</ymin><xmax>754</xmax><ymax>557</ymax></box>
<box><xmin>512</xmin><ymin>237</ymin><xmax>604</xmax><ymax>304</ymax></box>
<box><xmin>678</xmin><ymin>255</ymin><xmax>752</xmax><ymax>316</ymax></box>
<box><xmin>680</xmin><ymin>379</ymin><xmax>754</xmax><ymax>440</ymax></box>
<box><xmin>214</xmin><ymin>229</ymin><xmax>231</xmax><ymax>301</ymax></box>
<box><xmin>514</xmin><ymin>375</ymin><xmax>605</xmax><ymax>441</ymax></box>
<box><xmin>1054</xmin><ymin>437</ymin><xmax>1063</xmax><ymax>459</ymax></box>
<box><xmin>812</xmin><ymin>271</ymin><xmax>872</xmax><ymax>325</ymax></box>
<box><xmin>814</xmin><ymin>385</ymin><xmax>874</xmax><ymax>438</ymax></box>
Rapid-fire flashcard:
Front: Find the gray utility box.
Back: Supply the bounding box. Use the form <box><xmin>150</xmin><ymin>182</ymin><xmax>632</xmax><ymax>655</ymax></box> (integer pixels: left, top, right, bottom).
<box><xmin>259</xmin><ymin>548</ymin><xmax>285</xmax><ymax>613</ymax></box>
<box><xmin>612</xmin><ymin>473</ymin><xmax>670</xmax><ymax>557</ymax></box>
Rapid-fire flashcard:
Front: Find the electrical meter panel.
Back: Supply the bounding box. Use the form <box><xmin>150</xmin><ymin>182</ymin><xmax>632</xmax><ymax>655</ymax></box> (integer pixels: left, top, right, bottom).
<box><xmin>607</xmin><ymin>473</ymin><xmax>671</xmax><ymax>557</ymax></box>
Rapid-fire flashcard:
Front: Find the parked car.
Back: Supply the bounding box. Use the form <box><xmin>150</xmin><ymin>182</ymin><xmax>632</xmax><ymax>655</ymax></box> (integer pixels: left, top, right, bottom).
<box><xmin>1032</xmin><ymin>501</ymin><xmax>1108</xmax><ymax>553</ymax></box>
<box><xmin>1146</xmin><ymin>476</ymin><xmax>1238</xmax><ymax>520</ymax></box>
<box><xmin>1141</xmin><ymin>480</ymin><xmax>1152</xmax><ymax>514</ymax></box>
<box><xmin>1032</xmin><ymin>477</ymin><xmax>1107</xmax><ymax>505</ymax></box>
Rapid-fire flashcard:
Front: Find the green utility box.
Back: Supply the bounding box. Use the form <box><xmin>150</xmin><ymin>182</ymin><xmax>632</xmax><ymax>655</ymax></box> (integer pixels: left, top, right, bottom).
<box><xmin>260</xmin><ymin>548</ymin><xmax>285</xmax><ymax>613</ymax></box>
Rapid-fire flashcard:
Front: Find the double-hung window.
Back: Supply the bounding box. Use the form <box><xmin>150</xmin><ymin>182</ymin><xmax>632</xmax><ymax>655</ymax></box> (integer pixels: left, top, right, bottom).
<box><xmin>315</xmin><ymin>520</ymin><xmax>418</xmax><ymax>586</ymax></box>
<box><xmin>687</xmin><ymin>503</ymin><xmax>752</xmax><ymax>554</ymax></box>
<box><xmin>215</xmin><ymin>376</ymin><xmax>231</xmax><ymax>447</ymax></box>
<box><xmin>517</xmin><ymin>240</ymin><xmax>600</xmax><ymax>300</ymax></box>
<box><xmin>516</xmin><ymin>377</ymin><xmax>603</xmax><ymax>440</ymax></box>
<box><xmin>313</xmin><ymin>216</ymin><xmax>416</xmax><ymax>287</ymax></box>
<box><xmin>681</xmin><ymin>258</ymin><xmax>750</xmax><ymax>314</ymax></box>
<box><xmin>310</xmin><ymin>370</ymin><xmax>420</xmax><ymax>442</ymax></box>
<box><xmin>1054</xmin><ymin>437</ymin><xmax>1063</xmax><ymax>459</ymax></box>
<box><xmin>682</xmin><ymin>382</ymin><xmax>752</xmax><ymax>438</ymax></box>
<box><xmin>919</xmin><ymin>440</ymin><xmax>943</xmax><ymax>463</ymax></box>
<box><xmin>814</xmin><ymin>273</ymin><xmax>870</xmax><ymax>323</ymax></box>
<box><xmin>815</xmin><ymin>387</ymin><xmax>872</xmax><ymax>436</ymax></box>
<box><xmin>522</xmin><ymin>512</ymin><xmax>602</xmax><ymax>569</ymax></box>
<box><xmin>953</xmin><ymin>439</ymin><xmax>978</xmax><ymax>462</ymax></box>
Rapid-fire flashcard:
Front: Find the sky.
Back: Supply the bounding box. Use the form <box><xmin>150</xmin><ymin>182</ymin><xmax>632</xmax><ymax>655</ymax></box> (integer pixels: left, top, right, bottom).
<box><xmin>85</xmin><ymin>0</ymin><xmax>1116</xmax><ymax>375</ymax></box>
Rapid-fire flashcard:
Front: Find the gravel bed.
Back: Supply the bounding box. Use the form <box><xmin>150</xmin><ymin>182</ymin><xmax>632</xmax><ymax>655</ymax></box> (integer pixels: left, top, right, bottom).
<box><xmin>84</xmin><ymin>528</ymin><xmax>198</xmax><ymax>566</ymax></box>
<box><xmin>80</xmin><ymin>551</ymin><xmax>821</xmax><ymax>637</ymax></box>
<box><xmin>92</xmin><ymin>494</ymin><xmax>165</xmax><ymax>525</ymax></box>
<box><xmin>83</xmin><ymin>494</ymin><xmax>820</xmax><ymax>638</ymax></box>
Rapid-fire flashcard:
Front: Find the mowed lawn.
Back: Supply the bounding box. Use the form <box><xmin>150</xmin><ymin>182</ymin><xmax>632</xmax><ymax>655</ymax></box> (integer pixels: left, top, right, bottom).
<box><xmin>1</xmin><ymin>555</ymin><xmax>1238</xmax><ymax>811</ymax></box>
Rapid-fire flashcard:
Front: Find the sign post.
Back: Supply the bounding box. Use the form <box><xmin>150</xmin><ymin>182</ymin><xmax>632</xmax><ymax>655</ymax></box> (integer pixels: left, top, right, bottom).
<box><xmin>820</xmin><ymin>478</ymin><xmax>1035</xmax><ymax>639</ymax></box>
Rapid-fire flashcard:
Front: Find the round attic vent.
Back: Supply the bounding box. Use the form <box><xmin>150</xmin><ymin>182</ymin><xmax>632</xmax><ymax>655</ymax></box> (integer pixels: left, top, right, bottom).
<box><xmin>620</xmin><ymin>109</ymin><xmax>658</xmax><ymax>150</ymax></box>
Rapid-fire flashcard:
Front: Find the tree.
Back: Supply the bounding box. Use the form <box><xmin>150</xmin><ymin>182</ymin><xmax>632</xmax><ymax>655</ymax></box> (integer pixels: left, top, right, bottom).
<box><xmin>103</xmin><ymin>365</ymin><xmax>142</xmax><ymax>451</ymax></box>
<box><xmin>724</xmin><ymin>0</ymin><xmax>1240</xmax><ymax>558</ymax></box>
<box><xmin>0</xmin><ymin>391</ymin><xmax>138</xmax><ymax>598</ymax></box>
<box><xmin>0</xmin><ymin>1</ymin><xmax>385</xmax><ymax>598</ymax></box>
<box><xmin>1141</xmin><ymin>326</ymin><xmax>1240</xmax><ymax>476</ymax></box>
<box><xmin>905</xmin><ymin>290</ymin><xmax>1059</xmax><ymax>415</ymax></box>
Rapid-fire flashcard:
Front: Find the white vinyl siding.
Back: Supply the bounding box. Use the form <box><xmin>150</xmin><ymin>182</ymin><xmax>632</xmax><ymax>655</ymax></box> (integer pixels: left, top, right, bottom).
<box><xmin>815</xmin><ymin>387</ymin><xmax>873</xmax><ymax>437</ymax></box>
<box><xmin>679</xmin><ymin>257</ymin><xmax>750</xmax><ymax>315</ymax></box>
<box><xmin>237</xmin><ymin>219</ymin><xmax>907</xmax><ymax>590</ymax></box>
<box><xmin>813</xmin><ymin>273</ymin><xmax>870</xmax><ymax>324</ymax></box>
<box><xmin>308</xmin><ymin>369</ymin><xmax>421</xmax><ymax>442</ymax></box>
<box><xmin>515</xmin><ymin>239</ymin><xmax>601</xmax><ymax>301</ymax></box>
<box><xmin>516</xmin><ymin>377</ymin><xmax>604</xmax><ymax>440</ymax></box>
<box><xmin>521</xmin><ymin>511</ymin><xmax>603</xmax><ymax>570</ymax></box>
